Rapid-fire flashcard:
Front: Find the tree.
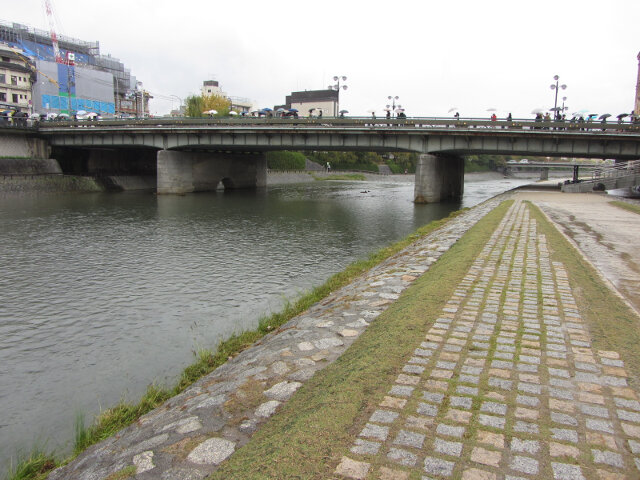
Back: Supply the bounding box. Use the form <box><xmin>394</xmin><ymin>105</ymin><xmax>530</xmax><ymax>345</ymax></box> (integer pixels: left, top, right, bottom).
<box><xmin>185</xmin><ymin>94</ymin><xmax>232</xmax><ymax>117</ymax></box>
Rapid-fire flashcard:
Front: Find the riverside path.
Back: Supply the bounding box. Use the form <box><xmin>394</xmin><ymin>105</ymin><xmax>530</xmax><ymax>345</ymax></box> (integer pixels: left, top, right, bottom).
<box><xmin>44</xmin><ymin>192</ymin><xmax>640</xmax><ymax>479</ymax></box>
<box><xmin>336</xmin><ymin>199</ymin><xmax>640</xmax><ymax>479</ymax></box>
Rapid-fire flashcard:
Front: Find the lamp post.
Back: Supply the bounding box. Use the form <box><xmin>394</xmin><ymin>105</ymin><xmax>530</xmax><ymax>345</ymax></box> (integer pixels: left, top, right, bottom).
<box><xmin>329</xmin><ymin>75</ymin><xmax>347</xmax><ymax>117</ymax></box>
<box><xmin>169</xmin><ymin>95</ymin><xmax>183</xmax><ymax>116</ymax></box>
<box><xmin>386</xmin><ymin>96</ymin><xmax>400</xmax><ymax>117</ymax></box>
<box><xmin>136</xmin><ymin>81</ymin><xmax>144</xmax><ymax>118</ymax></box>
<box><xmin>550</xmin><ymin>75</ymin><xmax>567</xmax><ymax>118</ymax></box>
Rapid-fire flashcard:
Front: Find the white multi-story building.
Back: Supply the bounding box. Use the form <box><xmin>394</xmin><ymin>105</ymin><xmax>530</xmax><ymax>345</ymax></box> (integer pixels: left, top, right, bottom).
<box><xmin>0</xmin><ymin>43</ymin><xmax>34</xmax><ymax>113</ymax></box>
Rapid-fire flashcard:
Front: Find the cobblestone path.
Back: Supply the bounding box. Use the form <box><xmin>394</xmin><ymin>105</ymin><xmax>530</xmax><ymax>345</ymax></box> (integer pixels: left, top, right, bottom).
<box><xmin>336</xmin><ymin>200</ymin><xmax>640</xmax><ymax>480</ymax></box>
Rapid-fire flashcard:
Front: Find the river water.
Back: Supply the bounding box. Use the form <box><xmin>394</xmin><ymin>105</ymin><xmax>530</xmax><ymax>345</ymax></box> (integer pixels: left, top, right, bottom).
<box><xmin>0</xmin><ymin>175</ymin><xmax>530</xmax><ymax>470</ymax></box>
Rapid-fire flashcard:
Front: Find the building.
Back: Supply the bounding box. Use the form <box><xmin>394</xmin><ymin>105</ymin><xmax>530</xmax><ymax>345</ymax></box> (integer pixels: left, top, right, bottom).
<box><xmin>635</xmin><ymin>51</ymin><xmax>640</xmax><ymax>116</ymax></box>
<box><xmin>0</xmin><ymin>20</ymin><xmax>143</xmax><ymax>117</ymax></box>
<box><xmin>0</xmin><ymin>43</ymin><xmax>34</xmax><ymax>113</ymax></box>
<box><xmin>277</xmin><ymin>89</ymin><xmax>339</xmax><ymax>117</ymax></box>
<box><xmin>201</xmin><ymin>79</ymin><xmax>253</xmax><ymax>114</ymax></box>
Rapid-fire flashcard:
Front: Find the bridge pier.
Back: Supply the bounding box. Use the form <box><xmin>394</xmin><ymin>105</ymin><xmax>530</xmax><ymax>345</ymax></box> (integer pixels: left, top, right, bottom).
<box><xmin>157</xmin><ymin>150</ymin><xmax>267</xmax><ymax>194</ymax></box>
<box><xmin>540</xmin><ymin>167</ymin><xmax>549</xmax><ymax>181</ymax></box>
<box><xmin>414</xmin><ymin>154</ymin><xmax>464</xmax><ymax>203</ymax></box>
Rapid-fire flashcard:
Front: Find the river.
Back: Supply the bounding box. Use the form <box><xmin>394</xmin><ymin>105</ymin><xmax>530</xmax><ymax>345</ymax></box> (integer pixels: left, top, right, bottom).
<box><xmin>0</xmin><ymin>174</ymin><xmax>531</xmax><ymax>471</ymax></box>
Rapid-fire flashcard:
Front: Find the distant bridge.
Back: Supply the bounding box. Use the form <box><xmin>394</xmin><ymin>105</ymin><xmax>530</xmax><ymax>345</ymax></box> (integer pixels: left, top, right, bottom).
<box><xmin>10</xmin><ymin>116</ymin><xmax>640</xmax><ymax>202</ymax></box>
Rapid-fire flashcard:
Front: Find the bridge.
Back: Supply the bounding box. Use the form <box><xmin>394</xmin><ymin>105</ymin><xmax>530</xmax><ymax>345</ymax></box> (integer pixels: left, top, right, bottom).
<box><xmin>9</xmin><ymin>116</ymin><xmax>640</xmax><ymax>202</ymax></box>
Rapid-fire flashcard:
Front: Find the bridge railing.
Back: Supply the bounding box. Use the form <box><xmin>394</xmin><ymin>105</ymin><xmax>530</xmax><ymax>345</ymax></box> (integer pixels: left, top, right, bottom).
<box><xmin>25</xmin><ymin>116</ymin><xmax>640</xmax><ymax>133</ymax></box>
<box><xmin>590</xmin><ymin>159</ymin><xmax>640</xmax><ymax>182</ymax></box>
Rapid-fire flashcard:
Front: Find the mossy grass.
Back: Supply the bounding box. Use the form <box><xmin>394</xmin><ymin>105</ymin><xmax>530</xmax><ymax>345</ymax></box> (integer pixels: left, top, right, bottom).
<box><xmin>526</xmin><ymin>201</ymin><xmax>640</xmax><ymax>382</ymax></box>
<box><xmin>609</xmin><ymin>200</ymin><xmax>640</xmax><ymax>215</ymax></box>
<box><xmin>7</xmin><ymin>204</ymin><xmax>471</xmax><ymax>480</ymax></box>
<box><xmin>311</xmin><ymin>173</ymin><xmax>366</xmax><ymax>181</ymax></box>
<box><xmin>208</xmin><ymin>200</ymin><xmax>514</xmax><ymax>479</ymax></box>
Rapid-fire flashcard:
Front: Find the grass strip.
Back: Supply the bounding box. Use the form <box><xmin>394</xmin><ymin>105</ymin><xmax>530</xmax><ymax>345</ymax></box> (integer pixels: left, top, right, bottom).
<box><xmin>609</xmin><ymin>200</ymin><xmax>640</xmax><ymax>215</ymax></box>
<box><xmin>209</xmin><ymin>200</ymin><xmax>513</xmax><ymax>479</ymax></box>
<box><xmin>311</xmin><ymin>173</ymin><xmax>366</xmax><ymax>181</ymax></box>
<box><xmin>5</xmin><ymin>450</ymin><xmax>56</xmax><ymax>480</ymax></box>
<box><xmin>527</xmin><ymin>201</ymin><xmax>640</xmax><ymax>383</ymax></box>
<box><xmin>7</xmin><ymin>206</ymin><xmax>469</xmax><ymax>480</ymax></box>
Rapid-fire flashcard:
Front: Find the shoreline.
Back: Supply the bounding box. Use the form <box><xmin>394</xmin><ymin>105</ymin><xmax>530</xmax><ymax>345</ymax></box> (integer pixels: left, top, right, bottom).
<box><xmin>41</xmin><ymin>194</ymin><xmax>508</xmax><ymax>479</ymax></box>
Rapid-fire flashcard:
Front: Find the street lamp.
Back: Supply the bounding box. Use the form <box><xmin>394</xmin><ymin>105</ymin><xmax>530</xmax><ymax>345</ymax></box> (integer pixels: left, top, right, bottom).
<box><xmin>329</xmin><ymin>75</ymin><xmax>347</xmax><ymax>117</ymax></box>
<box><xmin>386</xmin><ymin>96</ymin><xmax>401</xmax><ymax>117</ymax></box>
<box><xmin>550</xmin><ymin>75</ymin><xmax>567</xmax><ymax>118</ymax></box>
<box><xmin>169</xmin><ymin>95</ymin><xmax>183</xmax><ymax>115</ymax></box>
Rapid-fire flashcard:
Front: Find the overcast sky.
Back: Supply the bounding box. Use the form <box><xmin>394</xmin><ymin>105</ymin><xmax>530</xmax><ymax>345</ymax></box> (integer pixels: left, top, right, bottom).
<box><xmin>4</xmin><ymin>0</ymin><xmax>639</xmax><ymax>118</ymax></box>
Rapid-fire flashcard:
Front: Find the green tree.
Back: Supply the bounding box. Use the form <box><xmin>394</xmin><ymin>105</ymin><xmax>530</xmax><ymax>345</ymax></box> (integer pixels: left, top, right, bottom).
<box><xmin>185</xmin><ymin>94</ymin><xmax>231</xmax><ymax>117</ymax></box>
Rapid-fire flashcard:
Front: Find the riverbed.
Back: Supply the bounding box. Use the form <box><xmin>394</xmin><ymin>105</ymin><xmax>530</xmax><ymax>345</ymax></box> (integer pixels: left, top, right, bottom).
<box><xmin>0</xmin><ymin>173</ymin><xmax>532</xmax><ymax>470</ymax></box>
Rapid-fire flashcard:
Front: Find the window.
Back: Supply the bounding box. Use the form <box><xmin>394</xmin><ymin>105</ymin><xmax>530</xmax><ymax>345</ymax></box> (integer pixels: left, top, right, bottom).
<box><xmin>11</xmin><ymin>75</ymin><xmax>17</xmax><ymax>85</ymax></box>
<box><xmin>1</xmin><ymin>56</ymin><xmax>9</xmax><ymax>62</ymax></box>
<box><xmin>0</xmin><ymin>93</ymin><xmax>5</xmax><ymax>101</ymax></box>
<box><xmin>0</xmin><ymin>74</ymin><xmax>4</xmax><ymax>83</ymax></box>
<box><xmin>12</xmin><ymin>93</ymin><xmax>18</xmax><ymax>103</ymax></box>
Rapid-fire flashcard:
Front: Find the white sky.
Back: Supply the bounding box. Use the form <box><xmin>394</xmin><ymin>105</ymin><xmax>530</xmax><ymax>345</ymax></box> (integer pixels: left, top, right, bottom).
<box><xmin>4</xmin><ymin>0</ymin><xmax>639</xmax><ymax>118</ymax></box>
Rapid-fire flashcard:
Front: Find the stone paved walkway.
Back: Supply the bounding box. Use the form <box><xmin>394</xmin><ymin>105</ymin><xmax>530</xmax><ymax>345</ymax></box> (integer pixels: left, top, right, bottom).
<box><xmin>336</xmin><ymin>200</ymin><xmax>640</xmax><ymax>480</ymax></box>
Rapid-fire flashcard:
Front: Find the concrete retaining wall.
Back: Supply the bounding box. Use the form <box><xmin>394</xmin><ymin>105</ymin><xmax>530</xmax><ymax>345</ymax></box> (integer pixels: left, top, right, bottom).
<box><xmin>0</xmin><ymin>132</ymin><xmax>49</xmax><ymax>159</ymax></box>
<box><xmin>0</xmin><ymin>157</ymin><xmax>62</xmax><ymax>175</ymax></box>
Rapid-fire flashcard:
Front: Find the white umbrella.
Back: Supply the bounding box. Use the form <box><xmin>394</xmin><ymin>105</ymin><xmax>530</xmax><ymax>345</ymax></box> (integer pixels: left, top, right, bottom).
<box><xmin>531</xmin><ymin>108</ymin><xmax>545</xmax><ymax>114</ymax></box>
<box><xmin>486</xmin><ymin>108</ymin><xmax>497</xmax><ymax>112</ymax></box>
<box><xmin>229</xmin><ymin>111</ymin><xmax>238</xmax><ymax>115</ymax></box>
<box><xmin>76</xmin><ymin>110</ymin><xmax>88</xmax><ymax>116</ymax></box>
<box><xmin>394</xmin><ymin>108</ymin><xmax>404</xmax><ymax>113</ymax></box>
<box><xmin>86</xmin><ymin>112</ymin><xmax>99</xmax><ymax>118</ymax></box>
<box><xmin>448</xmin><ymin>107</ymin><xmax>458</xmax><ymax>113</ymax></box>
<box><xmin>203</xmin><ymin>109</ymin><xmax>217</xmax><ymax>115</ymax></box>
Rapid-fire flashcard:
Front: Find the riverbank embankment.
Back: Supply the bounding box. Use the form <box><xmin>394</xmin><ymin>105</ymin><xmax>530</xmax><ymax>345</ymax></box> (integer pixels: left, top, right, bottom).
<box><xmin>41</xmin><ymin>187</ymin><xmax>640</xmax><ymax>479</ymax></box>
<box><xmin>44</xmin><ymin>191</ymin><xmax>508</xmax><ymax>479</ymax></box>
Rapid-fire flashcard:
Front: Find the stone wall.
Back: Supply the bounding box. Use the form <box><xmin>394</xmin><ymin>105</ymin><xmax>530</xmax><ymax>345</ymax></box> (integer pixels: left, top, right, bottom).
<box><xmin>0</xmin><ymin>132</ymin><xmax>50</xmax><ymax>159</ymax></box>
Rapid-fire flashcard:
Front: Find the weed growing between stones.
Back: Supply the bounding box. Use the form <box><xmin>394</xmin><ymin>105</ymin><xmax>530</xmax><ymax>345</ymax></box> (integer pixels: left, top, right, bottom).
<box><xmin>609</xmin><ymin>200</ymin><xmax>640</xmax><ymax>216</ymax></box>
<box><xmin>6</xmin><ymin>450</ymin><xmax>56</xmax><ymax>480</ymax></box>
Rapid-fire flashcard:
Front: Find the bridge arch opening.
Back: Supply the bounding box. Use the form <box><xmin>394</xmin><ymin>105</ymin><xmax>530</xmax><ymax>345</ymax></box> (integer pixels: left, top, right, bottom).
<box><xmin>219</xmin><ymin>177</ymin><xmax>235</xmax><ymax>190</ymax></box>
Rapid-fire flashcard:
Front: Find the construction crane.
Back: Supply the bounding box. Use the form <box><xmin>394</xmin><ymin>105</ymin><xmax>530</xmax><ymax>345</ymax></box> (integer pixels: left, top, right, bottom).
<box><xmin>43</xmin><ymin>0</ymin><xmax>74</xmax><ymax>65</ymax></box>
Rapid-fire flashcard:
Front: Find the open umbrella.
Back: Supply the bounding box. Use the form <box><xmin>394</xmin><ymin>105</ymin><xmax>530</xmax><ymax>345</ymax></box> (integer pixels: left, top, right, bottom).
<box><xmin>339</xmin><ymin>110</ymin><xmax>349</xmax><ymax>114</ymax></box>
<box><xmin>262</xmin><ymin>107</ymin><xmax>273</xmax><ymax>112</ymax></box>
<box><xmin>203</xmin><ymin>109</ymin><xmax>217</xmax><ymax>115</ymax></box>
<box><xmin>228</xmin><ymin>111</ymin><xmax>238</xmax><ymax>115</ymax></box>
<box><xmin>587</xmin><ymin>114</ymin><xmax>598</xmax><ymax>120</ymax></box>
<box><xmin>531</xmin><ymin>108</ymin><xmax>545</xmax><ymax>114</ymax></box>
<box><xmin>86</xmin><ymin>112</ymin><xmax>99</xmax><ymax>119</ymax></box>
<box><xmin>394</xmin><ymin>108</ymin><xmax>404</xmax><ymax>113</ymax></box>
<box><xmin>448</xmin><ymin>107</ymin><xmax>458</xmax><ymax>113</ymax></box>
<box><xmin>486</xmin><ymin>108</ymin><xmax>497</xmax><ymax>112</ymax></box>
<box><xmin>276</xmin><ymin>108</ymin><xmax>285</xmax><ymax>112</ymax></box>
<box><xmin>288</xmin><ymin>108</ymin><xmax>299</xmax><ymax>113</ymax></box>
<box><xmin>617</xmin><ymin>113</ymin><xmax>629</xmax><ymax>119</ymax></box>
<box><xmin>76</xmin><ymin>110</ymin><xmax>88</xmax><ymax>116</ymax></box>
<box><xmin>599</xmin><ymin>114</ymin><xmax>611</xmax><ymax>120</ymax></box>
